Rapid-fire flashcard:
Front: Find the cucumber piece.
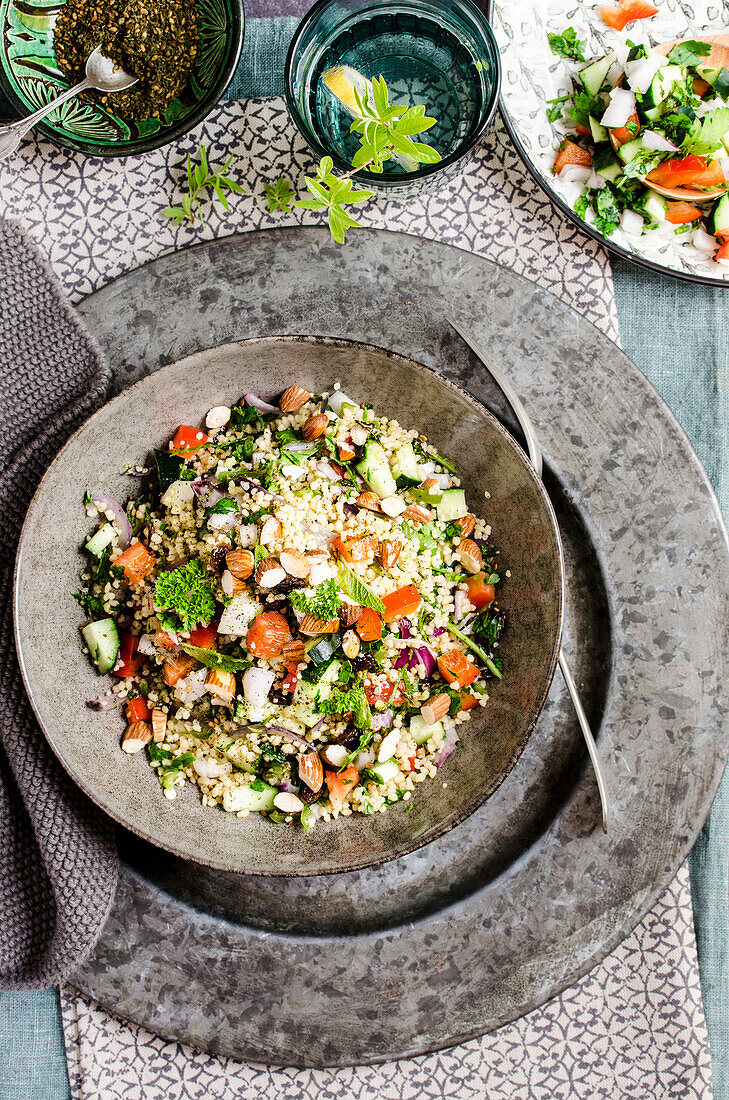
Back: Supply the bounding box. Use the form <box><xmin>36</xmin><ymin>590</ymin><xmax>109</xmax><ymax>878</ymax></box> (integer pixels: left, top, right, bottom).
<box><xmin>616</xmin><ymin>137</ymin><xmax>645</xmax><ymax>165</ymax></box>
<box><xmin>356</xmin><ymin>440</ymin><xmax>397</xmax><ymax>498</ymax></box>
<box><xmin>409</xmin><ymin>715</ymin><xmax>445</xmax><ymax>746</ymax></box>
<box><xmin>643</xmin><ymin>65</ymin><xmax>685</xmax><ymax>109</ymax></box>
<box><xmin>391</xmin><ymin>442</ymin><xmax>421</xmax><ymax>486</ymax></box>
<box><xmin>580</xmin><ymin>54</ymin><xmax>613</xmax><ymax>97</ymax></box>
<box><xmin>589</xmin><ymin>116</ymin><xmax>608</xmax><ymax>143</ymax></box>
<box><xmin>82</xmin><ymin>618</ymin><xmax>120</xmax><ymax>674</ymax></box>
<box><xmin>709</xmin><ymin>193</ymin><xmax>729</xmax><ymax>236</ymax></box>
<box><xmin>219</xmin><ymin>738</ymin><xmax>256</xmax><ymax>772</ymax></box>
<box><xmin>593</xmin><ymin>150</ymin><xmax>623</xmax><ymax>181</ymax></box>
<box><xmin>305</xmin><ymin>633</ymin><xmax>341</xmax><ymax>666</ymax></box>
<box><xmin>643</xmin><ymin>104</ymin><xmax>668</xmax><ymax>122</ymax></box>
<box><xmin>436</xmin><ymin>488</ymin><xmax>467</xmax><ymax>522</ymax></box>
<box><xmin>696</xmin><ymin>65</ymin><xmax>729</xmax><ymax>100</ymax></box>
<box><xmin>367</xmin><ymin>758</ymin><xmax>400</xmax><ymax>784</ymax></box>
<box><xmin>643</xmin><ymin>191</ymin><xmax>668</xmax><ymax>224</ymax></box>
<box><xmin>222</xmin><ymin>779</ymin><xmax>276</xmax><ymax>813</ymax></box>
<box><xmin>85</xmin><ymin>523</ymin><xmax>115</xmax><ymax>557</ymax></box>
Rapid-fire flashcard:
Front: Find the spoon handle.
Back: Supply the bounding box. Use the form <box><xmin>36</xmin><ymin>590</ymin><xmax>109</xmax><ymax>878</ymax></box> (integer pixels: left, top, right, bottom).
<box><xmin>0</xmin><ymin>77</ymin><xmax>92</xmax><ymax>159</ymax></box>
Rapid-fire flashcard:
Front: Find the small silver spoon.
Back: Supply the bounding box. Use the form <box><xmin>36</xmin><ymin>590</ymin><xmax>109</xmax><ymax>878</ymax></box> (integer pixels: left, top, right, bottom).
<box><xmin>0</xmin><ymin>46</ymin><xmax>137</xmax><ymax>160</ymax></box>
<box><xmin>447</xmin><ymin>315</ymin><xmax>611</xmax><ymax>834</ymax></box>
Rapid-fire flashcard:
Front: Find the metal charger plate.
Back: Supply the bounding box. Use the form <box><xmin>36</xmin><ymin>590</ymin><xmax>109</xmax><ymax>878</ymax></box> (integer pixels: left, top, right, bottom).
<box><xmin>67</xmin><ymin>228</ymin><xmax>729</xmax><ymax>1066</ymax></box>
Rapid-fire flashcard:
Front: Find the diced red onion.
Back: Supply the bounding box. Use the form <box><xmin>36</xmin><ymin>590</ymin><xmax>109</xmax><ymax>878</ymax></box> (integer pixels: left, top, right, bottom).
<box><xmin>276</xmin><ymin>779</ymin><xmax>299</xmax><ymax>794</ymax></box>
<box><xmin>620</xmin><ymin>209</ymin><xmax>645</xmax><ymax>237</ymax></box>
<box><xmin>93</xmin><ymin>494</ymin><xmax>132</xmax><ymax>548</ymax></box>
<box><xmin>624</xmin><ymin>53</ymin><xmax>664</xmax><ymax>94</ymax></box>
<box><xmin>601</xmin><ymin>87</ymin><xmax>636</xmax><ymax>129</ymax></box>
<box><xmin>370</xmin><ymin>709</ymin><xmax>393</xmax><ymax>732</ymax></box>
<box><xmin>192</xmin><ymin>478</ymin><xmax>225</xmax><ymax>509</ymax></box>
<box><xmin>432</xmin><ymin>626</ymin><xmax>444</xmax><ymax>637</ymax></box>
<box><xmin>435</xmin><ymin>726</ymin><xmax>459</xmax><ymax>768</ymax></box>
<box><xmin>394</xmin><ymin>650</ymin><xmax>413</xmax><ymax>670</ymax></box>
<box><xmin>414</xmin><ymin>646</ymin><xmax>436</xmax><ymax>677</ymax></box>
<box><xmin>315</xmin><ymin>460</ymin><xmax>342</xmax><ymax>480</ymax></box>
<box><xmin>267</xmin><ymin>724</ymin><xmax>316</xmax><ymax>752</ymax></box>
<box><xmin>344</xmin><ymin>503</ymin><xmax>360</xmax><ymax>516</ymax></box>
<box><xmin>693</xmin><ymin>227</ymin><xmax>719</xmax><ymax>254</ymax></box>
<box><xmin>558</xmin><ymin>164</ymin><xmax>593</xmax><ymax>185</ymax></box>
<box><xmin>244</xmin><ymin>392</ymin><xmax>279</xmax><ymax>414</ymax></box>
<box><xmin>641</xmin><ymin>130</ymin><xmax>678</xmax><ymax>153</ymax></box>
<box><xmin>399</xmin><ymin>617</ymin><xmax>411</xmax><ymax>639</ymax></box>
<box><xmin>86</xmin><ymin>696</ymin><xmax>118</xmax><ymax>711</ymax></box>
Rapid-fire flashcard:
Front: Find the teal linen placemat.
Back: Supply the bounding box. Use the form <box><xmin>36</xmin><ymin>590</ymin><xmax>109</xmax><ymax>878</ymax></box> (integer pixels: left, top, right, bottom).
<box><xmin>1</xmin><ymin>15</ymin><xmax>727</xmax><ymax>1100</ymax></box>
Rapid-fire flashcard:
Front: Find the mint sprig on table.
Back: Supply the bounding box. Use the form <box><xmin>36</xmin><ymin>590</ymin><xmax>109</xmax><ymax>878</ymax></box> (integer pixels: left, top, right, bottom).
<box><xmin>548</xmin><ymin>27</ymin><xmax>586</xmax><ymax>62</ymax></box>
<box><xmin>162</xmin><ymin>144</ymin><xmax>245</xmax><ymax>226</ymax></box>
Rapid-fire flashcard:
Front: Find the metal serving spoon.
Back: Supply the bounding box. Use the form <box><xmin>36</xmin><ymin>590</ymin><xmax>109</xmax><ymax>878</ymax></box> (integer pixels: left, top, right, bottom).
<box><xmin>446</xmin><ymin>315</ymin><xmax>610</xmax><ymax>834</ymax></box>
<box><xmin>609</xmin><ymin>33</ymin><xmax>729</xmax><ymax>201</ymax></box>
<box><xmin>0</xmin><ymin>46</ymin><xmax>137</xmax><ymax>160</ymax></box>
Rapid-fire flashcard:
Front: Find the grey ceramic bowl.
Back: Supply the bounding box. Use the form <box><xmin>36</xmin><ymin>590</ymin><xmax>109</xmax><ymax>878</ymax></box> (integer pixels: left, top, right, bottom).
<box><xmin>14</xmin><ymin>336</ymin><xmax>564</xmax><ymax>875</ymax></box>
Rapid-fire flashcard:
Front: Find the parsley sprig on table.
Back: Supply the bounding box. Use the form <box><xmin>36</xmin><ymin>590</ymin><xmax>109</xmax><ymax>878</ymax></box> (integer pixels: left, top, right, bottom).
<box><xmin>154</xmin><ymin>559</ymin><xmax>216</xmax><ymax>633</ymax></box>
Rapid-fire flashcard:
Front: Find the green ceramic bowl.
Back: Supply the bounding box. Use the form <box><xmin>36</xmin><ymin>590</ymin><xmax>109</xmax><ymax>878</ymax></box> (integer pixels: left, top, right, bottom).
<box><xmin>0</xmin><ymin>0</ymin><xmax>244</xmax><ymax>156</ymax></box>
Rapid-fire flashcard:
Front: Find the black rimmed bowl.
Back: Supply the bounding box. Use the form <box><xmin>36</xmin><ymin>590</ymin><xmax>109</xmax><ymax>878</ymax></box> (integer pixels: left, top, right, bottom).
<box><xmin>0</xmin><ymin>0</ymin><xmax>244</xmax><ymax>156</ymax></box>
<box><xmin>285</xmin><ymin>0</ymin><xmax>501</xmax><ymax>195</ymax></box>
<box><xmin>14</xmin><ymin>336</ymin><xmax>563</xmax><ymax>875</ymax></box>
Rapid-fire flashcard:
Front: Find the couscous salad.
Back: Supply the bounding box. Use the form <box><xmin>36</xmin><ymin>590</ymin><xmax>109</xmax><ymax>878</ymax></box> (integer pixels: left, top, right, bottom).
<box><xmin>75</xmin><ymin>384</ymin><xmax>507</xmax><ymax>830</ymax></box>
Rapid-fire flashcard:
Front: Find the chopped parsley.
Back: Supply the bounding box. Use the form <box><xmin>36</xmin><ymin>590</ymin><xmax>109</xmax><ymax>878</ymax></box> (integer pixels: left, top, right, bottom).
<box><xmin>72</xmin><ymin>590</ymin><xmax>105</xmax><ymax>617</ymax></box>
<box><xmin>154</xmin><ymin>559</ymin><xmax>216</xmax><ymax>633</ymax></box>
<box><xmin>318</xmin><ymin>682</ymin><xmax>372</xmax><ymax>729</ymax></box>
<box><xmin>289</xmin><ymin>578</ymin><xmax>342</xmax><ymax>620</ymax></box>
<box><xmin>548</xmin><ymin>26</ymin><xmax>586</xmax><ymax>62</ymax></box>
<box><xmin>547</xmin><ymin>103</ymin><xmax>563</xmax><ymax>123</ymax></box>
<box><xmin>682</xmin><ymin>106</ymin><xmax>729</xmax><ymax>157</ymax></box>
<box><xmin>229</xmin><ymin>404</ymin><xmax>264</xmax><ymax>430</ymax></box>
<box><xmin>668</xmin><ymin>39</ymin><xmax>711</xmax><ymax>67</ymax></box>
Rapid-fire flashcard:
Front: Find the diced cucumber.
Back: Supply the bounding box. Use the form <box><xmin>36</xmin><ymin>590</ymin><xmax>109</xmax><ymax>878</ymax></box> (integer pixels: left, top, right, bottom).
<box><xmin>356</xmin><ymin>440</ymin><xmax>397</xmax><ymax>498</ymax></box>
<box><xmin>85</xmin><ymin>523</ymin><xmax>115</xmax><ymax>557</ymax></box>
<box><xmin>82</xmin><ymin>618</ymin><xmax>120</xmax><ymax>674</ymax></box>
<box><xmin>589</xmin><ymin>116</ymin><xmax>608</xmax><ymax>143</ymax></box>
<box><xmin>409</xmin><ymin>715</ymin><xmax>445</xmax><ymax>746</ymax></box>
<box><xmin>616</xmin><ymin>137</ymin><xmax>645</xmax><ymax>165</ymax></box>
<box><xmin>436</xmin><ymin>488</ymin><xmax>467</xmax><ymax>522</ymax></box>
<box><xmin>222</xmin><ymin>779</ymin><xmax>276</xmax><ymax>813</ymax></box>
<box><xmin>593</xmin><ymin>148</ymin><xmax>623</xmax><ymax>182</ymax></box>
<box><xmin>643</xmin><ymin>190</ymin><xmax>668</xmax><ymax>223</ymax></box>
<box><xmin>391</xmin><ymin>442</ymin><xmax>421</xmax><ymax>486</ymax></box>
<box><xmin>709</xmin><ymin>193</ymin><xmax>729</xmax><ymax>236</ymax></box>
<box><xmin>367</xmin><ymin>758</ymin><xmax>400</xmax><ymax>784</ymax></box>
<box><xmin>161</xmin><ymin>478</ymin><xmax>196</xmax><ymax>512</ymax></box>
<box><xmin>642</xmin><ymin>65</ymin><xmax>685</xmax><ymax>109</ymax></box>
<box><xmin>643</xmin><ymin>104</ymin><xmax>668</xmax><ymax>122</ymax></box>
<box><xmin>292</xmin><ymin>680</ymin><xmax>325</xmax><ymax>728</ymax></box>
<box><xmin>305</xmin><ymin>633</ymin><xmax>341</xmax><ymax>666</ymax></box>
<box><xmin>696</xmin><ymin>65</ymin><xmax>729</xmax><ymax>100</ymax></box>
<box><xmin>580</xmin><ymin>54</ymin><xmax>613</xmax><ymax>97</ymax></box>
<box><xmin>219</xmin><ymin>738</ymin><xmax>256</xmax><ymax>772</ymax></box>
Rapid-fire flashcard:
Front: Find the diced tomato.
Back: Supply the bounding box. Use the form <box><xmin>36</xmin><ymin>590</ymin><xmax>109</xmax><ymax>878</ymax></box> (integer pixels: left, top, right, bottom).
<box><xmin>163</xmin><ymin>653</ymin><xmax>196</xmax><ymax>686</ymax></box>
<box><xmin>407</xmin><ymin>755</ymin><xmax>416</xmax><ymax>771</ymax></box>
<box><xmin>664</xmin><ymin>201</ymin><xmax>704</xmax><ymax>224</ymax></box>
<box><xmin>154</xmin><ymin>629</ymin><xmax>178</xmax><ymax>649</ymax></box>
<box><xmin>126</xmin><ymin>696</ymin><xmax>151</xmax><ymax>722</ymax></box>
<box><xmin>246</xmin><ymin>612</ymin><xmax>290</xmax><ymax>658</ymax></box>
<box><xmin>437</xmin><ymin>649</ymin><xmax>479</xmax><ymax>688</ymax></box>
<box><xmin>575</xmin><ymin>124</ymin><xmax>591</xmax><ymax>137</ymax></box>
<box><xmin>188</xmin><ymin>621</ymin><xmax>217</xmax><ymax>649</ymax></box>
<box><xmin>610</xmin><ymin>113</ymin><xmax>640</xmax><ymax>147</ymax></box>
<box><xmin>114</xmin><ymin>631</ymin><xmax>143</xmax><ymax>678</ymax></box>
<box><xmin>600</xmin><ymin>0</ymin><xmax>658</xmax><ymax>32</ymax></box>
<box><xmin>172</xmin><ymin>424</ymin><xmax>208</xmax><ymax>452</ymax></box>
<box><xmin>282</xmin><ymin>663</ymin><xmax>300</xmax><ymax>695</ymax></box>
<box><xmin>325</xmin><ymin>765</ymin><xmax>359</xmax><ymax>810</ymax></box>
<box><xmin>356</xmin><ymin>607</ymin><xmax>382</xmax><ymax>641</ymax></box>
<box><xmin>114</xmin><ymin>541</ymin><xmax>155</xmax><ymax>585</ymax></box>
<box><xmin>331</xmin><ymin>535</ymin><xmax>353</xmax><ymax>563</ymax></box>
<box><xmin>381</xmin><ymin>585</ymin><xmax>422</xmax><ymax>624</ymax></box>
<box><xmin>716</xmin><ymin>238</ymin><xmax>729</xmax><ymax>262</ymax></box>
<box><xmin>364</xmin><ymin>675</ymin><xmax>403</xmax><ymax>708</ymax></box>
<box><xmin>554</xmin><ymin>140</ymin><xmax>592</xmax><ymax>175</ymax></box>
<box><xmin>647</xmin><ymin>155</ymin><xmax>727</xmax><ymax>191</ymax></box>
<box><xmin>459</xmin><ymin>691</ymin><xmax>479</xmax><ymax>712</ymax></box>
<box><xmin>465</xmin><ymin>572</ymin><xmax>496</xmax><ymax>609</ymax></box>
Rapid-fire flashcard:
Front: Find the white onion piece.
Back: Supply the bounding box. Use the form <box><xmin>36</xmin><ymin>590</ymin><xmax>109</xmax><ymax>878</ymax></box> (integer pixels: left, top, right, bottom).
<box><xmin>286</xmin><ymin>440</ymin><xmax>318</xmax><ymax>453</ymax></box>
<box><xmin>242</xmin><ymin>667</ymin><xmax>275</xmax><ymax>712</ymax></box>
<box><xmin>243</xmin><ymin>392</ymin><xmax>279</xmax><ymax>414</ymax></box>
<box><xmin>601</xmin><ymin>87</ymin><xmax>636</xmax><ymax>129</ymax></box>
<box><xmin>588</xmin><ymin>170</ymin><xmax>608</xmax><ymax>189</ymax></box>
<box><xmin>720</xmin><ymin>157</ymin><xmax>729</xmax><ymax>182</ymax></box>
<box><xmin>613</xmin><ymin>41</ymin><xmax>630</xmax><ymax>66</ymax></box>
<box><xmin>93</xmin><ymin>494</ymin><xmax>132</xmax><ymax>548</ymax></box>
<box><xmin>327</xmin><ymin>391</ymin><xmax>357</xmax><ymax>416</ymax></box>
<box><xmin>559</xmin><ymin>164</ymin><xmax>593</xmax><ymax>185</ymax></box>
<box><xmin>435</xmin><ymin>726</ymin><xmax>459</xmax><ymax>768</ymax></box>
<box><xmin>624</xmin><ymin>52</ymin><xmax>664</xmax><ymax>94</ymax></box>
<box><xmin>620</xmin><ymin>209</ymin><xmax>645</xmax><ymax>236</ymax></box>
<box><xmin>641</xmin><ymin>129</ymin><xmax>678</xmax><ymax>152</ymax></box>
<box><xmin>606</xmin><ymin>60</ymin><xmax>624</xmax><ymax>87</ymax></box>
<box><xmin>693</xmin><ymin>227</ymin><xmax>719</xmax><ymax>254</ymax></box>
<box><xmin>193</xmin><ymin>758</ymin><xmax>228</xmax><ymax>779</ymax></box>
<box><xmin>433</xmin><ymin>473</ymin><xmax>451</xmax><ymax>489</ymax></box>
<box><xmin>309</xmin><ymin>560</ymin><xmax>334</xmax><ymax>585</ymax></box>
<box><xmin>280</xmin><ymin>463</ymin><xmax>306</xmax><ymax>480</ymax></box>
<box><xmin>315</xmin><ymin>460</ymin><xmax>341</xmax><ymax>480</ymax></box>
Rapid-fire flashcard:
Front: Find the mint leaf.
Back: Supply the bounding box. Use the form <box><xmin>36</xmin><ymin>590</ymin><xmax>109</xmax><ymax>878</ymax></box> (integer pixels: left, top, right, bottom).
<box><xmin>668</xmin><ymin>40</ymin><xmax>711</xmax><ymax>66</ymax></box>
<box><xmin>180</xmin><ymin>644</ymin><xmax>251</xmax><ymax>672</ymax></box>
<box><xmin>337</xmin><ymin>562</ymin><xmax>386</xmax><ymax>614</ymax></box>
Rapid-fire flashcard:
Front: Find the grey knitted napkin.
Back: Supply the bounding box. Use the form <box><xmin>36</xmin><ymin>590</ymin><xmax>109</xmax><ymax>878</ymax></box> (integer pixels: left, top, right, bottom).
<box><xmin>0</xmin><ymin>219</ymin><xmax>118</xmax><ymax>989</ymax></box>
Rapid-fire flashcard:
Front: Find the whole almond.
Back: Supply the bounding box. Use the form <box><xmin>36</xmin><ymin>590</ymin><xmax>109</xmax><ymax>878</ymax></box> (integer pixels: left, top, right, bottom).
<box><xmin>420</xmin><ymin>693</ymin><xmax>450</xmax><ymax>726</ymax></box>
<box><xmin>339</xmin><ymin>602</ymin><xmax>363</xmax><ymax>627</ymax></box>
<box><xmin>402</xmin><ymin>503</ymin><xmax>434</xmax><ymax>525</ymax></box>
<box><xmin>122</xmin><ymin>721</ymin><xmax>152</xmax><ymax>754</ymax></box>
<box><xmin>342</xmin><ymin>629</ymin><xmax>361</xmax><ymax>659</ymax></box>
<box><xmin>151</xmin><ymin>708</ymin><xmax>167</xmax><ymax>743</ymax></box>
<box><xmin>302</xmin><ymin>413</ymin><xmax>328</xmax><ymax>441</ymax></box>
<box><xmin>378</xmin><ymin>539</ymin><xmax>402</xmax><ymax>569</ymax></box>
<box><xmin>226</xmin><ymin>549</ymin><xmax>254</xmax><ymax>579</ymax></box>
<box><xmin>255</xmin><ymin>557</ymin><xmax>287</xmax><ymax>589</ymax></box>
<box><xmin>259</xmin><ymin>515</ymin><xmax>283</xmax><ymax>546</ymax></box>
<box><xmin>299</xmin><ymin>613</ymin><xmax>339</xmax><ymax>635</ymax></box>
<box><xmin>280</xmin><ymin>386</ymin><xmax>312</xmax><ymax>413</ymax></box>
<box><xmin>280</xmin><ymin>548</ymin><xmax>310</xmax><ymax>579</ymax></box>
<box><xmin>356</xmin><ymin>491</ymin><xmax>381</xmax><ymax>512</ymax></box>
<box><xmin>454</xmin><ymin>513</ymin><xmax>476</xmax><ymax>538</ymax></box>
<box><xmin>338</xmin><ymin>440</ymin><xmax>356</xmax><ymax>461</ymax></box>
<box><xmin>205</xmin><ymin>668</ymin><xmax>236</xmax><ymax>703</ymax></box>
<box><xmin>274</xmin><ymin>791</ymin><xmax>306</xmax><ymax>813</ymax></box>
<box><xmin>457</xmin><ymin>538</ymin><xmax>483</xmax><ymax>574</ymax></box>
<box><xmin>221</xmin><ymin>569</ymin><xmax>247</xmax><ymax>597</ymax></box>
<box><xmin>298</xmin><ymin>750</ymin><xmax>324</xmax><ymax>794</ymax></box>
<box><xmin>421</xmin><ymin>478</ymin><xmax>440</xmax><ymax>491</ymax></box>
<box><xmin>281</xmin><ymin>638</ymin><xmax>306</xmax><ymax>664</ymax></box>
<box><xmin>320</xmin><ymin>743</ymin><xmax>348</xmax><ymax>768</ymax></box>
